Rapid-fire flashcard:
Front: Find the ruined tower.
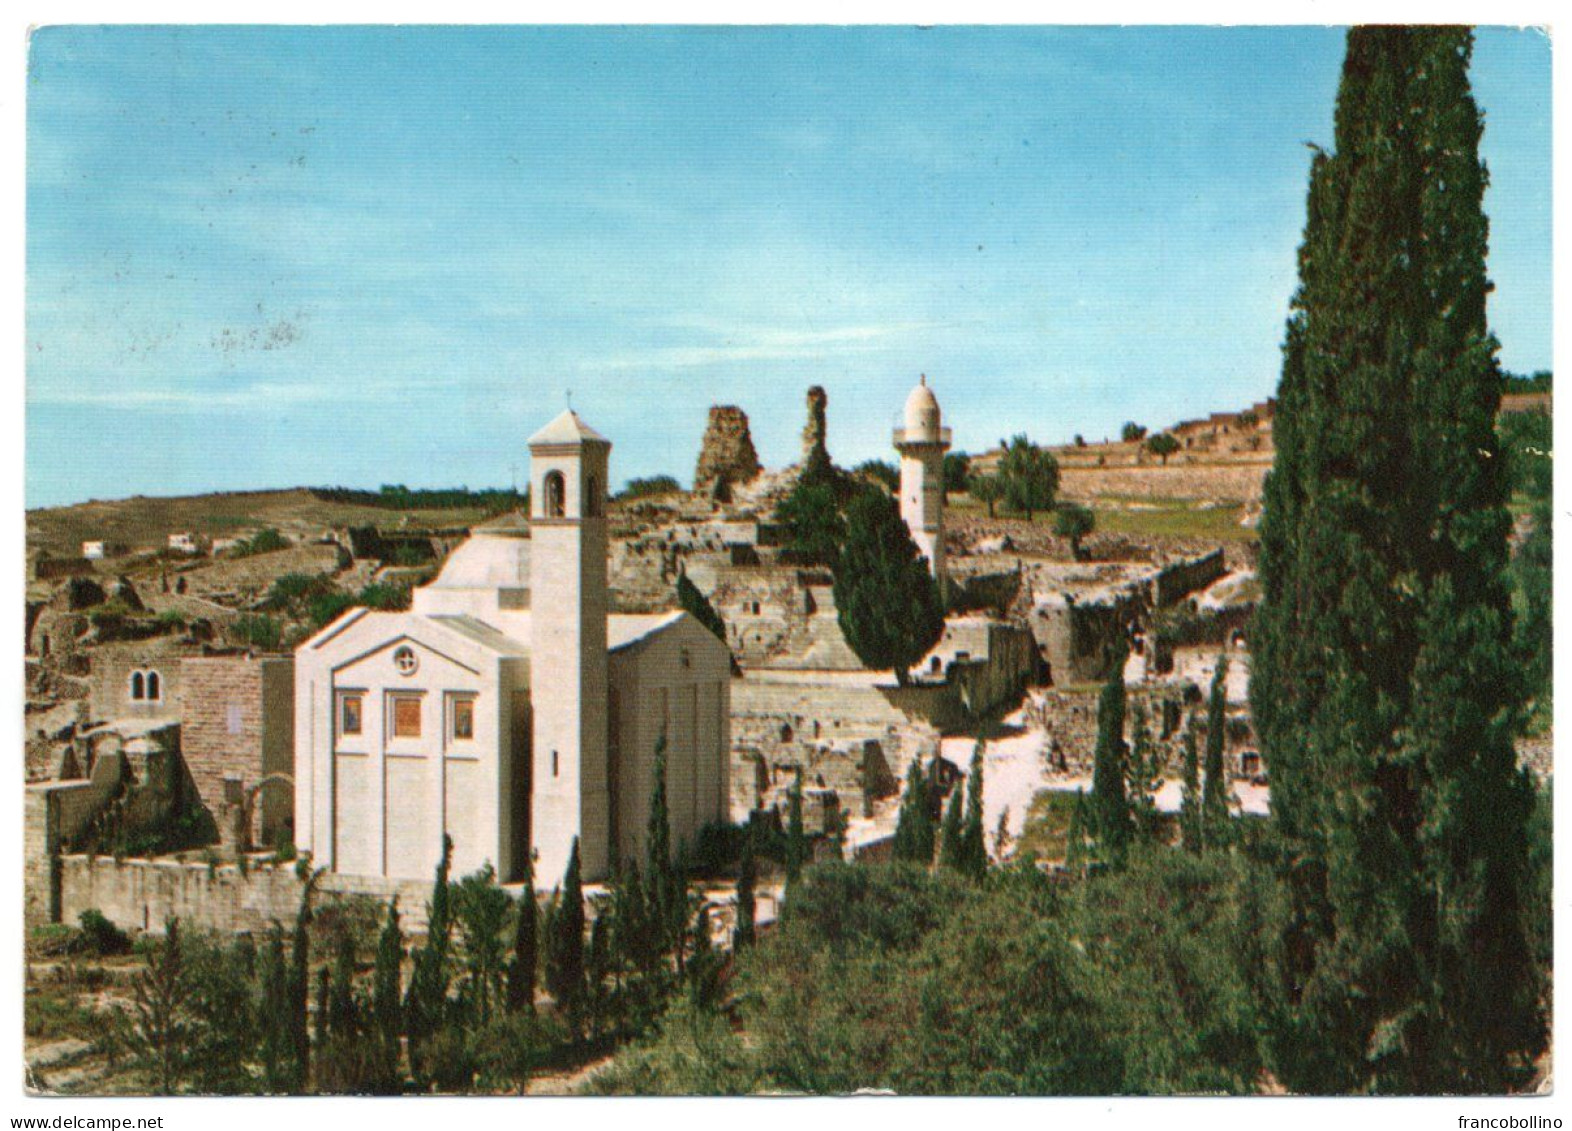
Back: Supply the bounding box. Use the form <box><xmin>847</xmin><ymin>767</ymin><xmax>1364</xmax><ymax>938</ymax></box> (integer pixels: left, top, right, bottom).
<box><xmin>893</xmin><ymin>376</ymin><xmax>950</xmax><ymax>594</ymax></box>
<box><xmin>528</xmin><ymin>409</ymin><xmax>611</xmax><ymax>885</ymax></box>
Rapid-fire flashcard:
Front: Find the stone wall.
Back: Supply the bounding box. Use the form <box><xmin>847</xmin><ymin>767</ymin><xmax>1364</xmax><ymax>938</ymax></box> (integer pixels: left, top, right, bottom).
<box><xmin>180</xmin><ymin>655</ymin><xmax>296</xmax><ymax>851</ymax></box>
<box><xmin>24</xmin><ymin>753</ymin><xmax>127</xmax><ymax>925</ymax></box>
<box><xmin>57</xmin><ymin>855</ymin><xmax>444</xmax><ymax>936</ymax></box>
<box><xmin>693</xmin><ymin>406</ymin><xmax>762</xmax><ymax>498</ymax></box>
<box><xmin>1153</xmin><ymin>549</ymin><xmax>1228</xmax><ymax>607</ymax></box>
<box><xmin>730</xmin><ymin>676</ymin><xmax>940</xmax><ymax>819</ymax></box>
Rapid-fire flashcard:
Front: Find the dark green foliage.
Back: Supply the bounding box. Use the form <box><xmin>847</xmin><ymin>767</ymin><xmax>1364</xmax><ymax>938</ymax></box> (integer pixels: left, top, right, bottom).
<box><xmin>943</xmin><ymin>451</ymin><xmax>972</xmax><ymax>494</ymax></box>
<box><xmin>776</xmin><ymin>479</ymin><xmax>845</xmax><ymax>567</ymax></box>
<box><xmin>854</xmin><ymin>459</ymin><xmax>900</xmax><ymax>491</ymax></box>
<box><xmin>1201</xmin><ymin>657</ymin><xmax>1231</xmax><ymax>845</ymax></box>
<box><xmin>957</xmin><ymin>743</ymin><xmax>988</xmax><ymax>880</ymax></box>
<box><xmin>832</xmin><ymin>488</ymin><xmax>945</xmax><ymax>685</ymax></box>
<box><xmin>968</xmin><ymin>472</ymin><xmax>1004</xmax><ymax>517</ymax></box>
<box><xmin>77</xmin><ymin>908</ymin><xmax>131</xmax><ymax>956</ymax></box>
<box><xmin>183</xmin><ymin>931</ymin><xmax>259</xmax><ymax>1094</ymax></box>
<box><xmin>311</xmin><ymin>484</ymin><xmax>527</xmax><ymax>512</ymax></box>
<box><xmin>938</xmin><ymin>780</ymin><xmax>965</xmax><ymax>872</ymax></box>
<box><xmin>1053</xmin><ymin>502</ymin><xmax>1095</xmax><ymax>559</ymax></box>
<box><xmin>734</xmin><ymin>827</ymin><xmax>757</xmax><ymax>949</ymax></box>
<box><xmin>892</xmin><ymin>757</ymin><xmax>937</xmax><ymax>866</ymax></box>
<box><xmin>644</xmin><ymin>738</ymin><xmax>683</xmax><ymax>959</ymax></box>
<box><xmin>1180</xmin><ymin>725</ymin><xmax>1203</xmax><ymax>854</ymax></box>
<box><xmin>507</xmin><ymin>853</ymin><xmax>538</xmax><ymax>1015</ymax></box>
<box><xmin>1121</xmin><ymin>422</ymin><xmax>1148</xmax><ymax>443</ymax></box>
<box><xmin>544</xmin><ymin>838</ymin><xmax>586</xmax><ymax>1032</ymax></box>
<box><xmin>1124</xmin><ymin>701</ymin><xmax>1162</xmax><ymax>839</ymax></box>
<box><xmin>1090</xmin><ymin>651</ymin><xmax>1131</xmax><ymax>856</ymax></box>
<box><xmin>598</xmin><ymin>858</ymin><xmax>1279</xmax><ymax>1095</ymax></box>
<box><xmin>1250</xmin><ymin>27</ymin><xmax>1545</xmax><ymax>1092</ymax></box>
<box><xmin>616</xmin><ymin>475</ymin><xmax>682</xmax><ymax>502</ymax></box>
<box><xmin>785</xmin><ymin>769</ymin><xmax>806</xmax><ymax>886</ymax></box>
<box><xmin>454</xmin><ymin>863</ymin><xmax>512</xmax><ymax>1025</ymax></box>
<box><xmin>258</xmin><ymin>928</ymin><xmax>299</xmax><ymax>1091</ymax></box>
<box><xmin>997</xmin><ymin>433</ymin><xmax>1060</xmax><ymax>520</ymax></box>
<box><xmin>231</xmin><ymin>527</ymin><xmax>290</xmax><ymax>557</ymax></box>
<box><xmin>370</xmin><ymin>899</ymin><xmax>404</xmax><ymax>1091</ymax></box>
<box><xmin>230</xmin><ymin>613</ymin><xmax>283</xmax><ymax>651</ymax></box>
<box><xmin>404</xmin><ymin>836</ymin><xmax>454</xmax><ymax>1084</ymax></box>
<box><xmin>288</xmin><ymin>878</ymin><xmax>316</xmax><ymax>1089</ymax></box>
<box><xmin>1145</xmin><ymin>433</ymin><xmax>1180</xmax><ymax>465</ymax></box>
<box><xmin>125</xmin><ymin>918</ymin><xmax>193</xmax><ymax>1093</ymax></box>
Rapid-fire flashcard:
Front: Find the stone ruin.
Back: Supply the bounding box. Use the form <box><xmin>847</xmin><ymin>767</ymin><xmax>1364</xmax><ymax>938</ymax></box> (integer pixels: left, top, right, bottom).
<box><xmin>802</xmin><ymin>385</ymin><xmax>828</xmax><ymax>461</ymax></box>
<box><xmin>693</xmin><ymin>405</ymin><xmax>762</xmax><ymax>501</ymax></box>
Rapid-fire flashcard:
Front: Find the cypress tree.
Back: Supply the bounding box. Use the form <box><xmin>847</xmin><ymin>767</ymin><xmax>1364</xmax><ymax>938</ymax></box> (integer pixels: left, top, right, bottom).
<box><xmin>785</xmin><ymin>768</ymin><xmax>806</xmax><ymax>885</ymax></box>
<box><xmin>734</xmin><ymin>821</ymin><xmax>757</xmax><ymax>949</ymax></box>
<box><xmin>1251</xmin><ymin>27</ymin><xmax>1544</xmax><ymax>1092</ymax></box>
<box><xmin>892</xmin><ymin>756</ymin><xmax>937</xmax><ymax>865</ymax></box>
<box><xmin>938</xmin><ymin>780</ymin><xmax>965</xmax><ymax>872</ymax></box>
<box><xmin>258</xmin><ymin>927</ymin><xmax>297</xmax><ymax>1092</ymax></box>
<box><xmin>1180</xmin><ymin>723</ymin><xmax>1202</xmax><ymax>855</ymax></box>
<box><xmin>958</xmin><ymin>742</ymin><xmax>988</xmax><ymax>880</ymax></box>
<box><xmin>1201</xmin><ymin>657</ymin><xmax>1230</xmax><ymax>845</ymax></box>
<box><xmin>1125</xmin><ymin>700</ymin><xmax>1161</xmax><ymax>838</ymax></box>
<box><xmin>370</xmin><ymin>898</ymin><xmax>403</xmax><ymax>1091</ymax></box>
<box><xmin>1090</xmin><ymin>646</ymin><xmax>1130</xmax><ymax>855</ymax></box>
<box><xmin>506</xmin><ymin>852</ymin><xmax>537</xmax><ymax>1015</ymax></box>
<box><xmin>645</xmin><ymin>736</ymin><xmax>677</xmax><ymax>954</ymax></box>
<box><xmin>545</xmin><ymin>838</ymin><xmax>586</xmax><ymax>1034</ymax></box>
<box><xmin>831</xmin><ymin>487</ymin><xmax>945</xmax><ymax>685</ymax></box>
<box><xmin>403</xmin><ymin>835</ymin><xmax>453</xmax><ymax>1083</ymax></box>
<box><xmin>288</xmin><ymin>876</ymin><xmax>317</xmax><ymax>1089</ymax></box>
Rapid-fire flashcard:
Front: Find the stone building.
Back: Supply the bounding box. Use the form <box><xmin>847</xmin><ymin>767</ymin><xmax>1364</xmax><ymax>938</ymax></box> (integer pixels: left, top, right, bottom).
<box><xmin>893</xmin><ymin>375</ymin><xmax>950</xmax><ymax>595</ymax></box>
<box><xmin>294</xmin><ymin>411</ymin><xmax>732</xmax><ymax>889</ymax></box>
<box><xmin>180</xmin><ymin>654</ymin><xmax>295</xmax><ymax>852</ymax></box>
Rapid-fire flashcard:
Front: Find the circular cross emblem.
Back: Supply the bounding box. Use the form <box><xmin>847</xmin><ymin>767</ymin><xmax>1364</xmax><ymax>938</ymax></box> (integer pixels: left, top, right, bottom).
<box><xmin>393</xmin><ymin>645</ymin><xmax>419</xmax><ymax>677</ymax></box>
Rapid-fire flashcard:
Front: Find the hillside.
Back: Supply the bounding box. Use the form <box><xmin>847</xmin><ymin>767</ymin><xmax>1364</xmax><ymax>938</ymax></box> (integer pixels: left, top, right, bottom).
<box><xmin>25</xmin><ymin>488</ymin><xmax>509</xmax><ymax>561</ymax></box>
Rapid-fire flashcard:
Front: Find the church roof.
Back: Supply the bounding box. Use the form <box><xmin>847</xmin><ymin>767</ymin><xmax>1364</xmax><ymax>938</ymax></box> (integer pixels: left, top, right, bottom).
<box><xmin>428</xmin><ymin>531</ymin><xmax>531</xmax><ymax>590</ymax></box>
<box><xmin>528</xmin><ymin>409</ymin><xmax>609</xmax><ymax>448</ymax></box>
<box><xmin>426</xmin><ymin>615</ymin><xmax>533</xmax><ymax>656</ymax></box>
<box><xmin>608</xmin><ymin>611</ymin><xmax>687</xmax><ymax>652</ymax></box>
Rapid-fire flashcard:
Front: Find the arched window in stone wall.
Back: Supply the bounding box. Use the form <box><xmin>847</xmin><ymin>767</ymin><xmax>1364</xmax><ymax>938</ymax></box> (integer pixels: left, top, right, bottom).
<box><xmin>129</xmin><ymin>671</ymin><xmax>145</xmax><ymax>701</ymax></box>
<box><xmin>146</xmin><ymin>670</ymin><xmax>161</xmax><ymax>701</ymax></box>
<box><xmin>544</xmin><ymin>471</ymin><xmax>566</xmax><ymax>518</ymax></box>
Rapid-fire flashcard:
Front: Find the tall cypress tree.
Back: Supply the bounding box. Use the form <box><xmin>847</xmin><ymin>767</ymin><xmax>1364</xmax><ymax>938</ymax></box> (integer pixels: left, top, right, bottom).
<box><xmin>1201</xmin><ymin>657</ymin><xmax>1231</xmax><ymax>845</ymax></box>
<box><xmin>1251</xmin><ymin>27</ymin><xmax>1544</xmax><ymax>1092</ymax></box>
<box><xmin>507</xmin><ymin>851</ymin><xmax>537</xmax><ymax>1016</ymax></box>
<box><xmin>734</xmin><ymin>823</ymin><xmax>757</xmax><ymax>949</ymax></box>
<box><xmin>545</xmin><ymin>838</ymin><xmax>586</xmax><ymax>1035</ymax></box>
<box><xmin>892</xmin><ymin>757</ymin><xmax>937</xmax><ymax>865</ymax></box>
<box><xmin>371</xmin><ymin>898</ymin><xmax>403</xmax><ymax>1091</ymax></box>
<box><xmin>1090</xmin><ymin>646</ymin><xmax>1130</xmax><ymax>856</ymax></box>
<box><xmin>958</xmin><ymin>742</ymin><xmax>988</xmax><ymax>880</ymax></box>
<box><xmin>1179</xmin><ymin>723</ymin><xmax>1202</xmax><ymax>855</ymax></box>
<box><xmin>785</xmin><ymin>768</ymin><xmax>807</xmax><ymax>885</ymax></box>
<box><xmin>938</xmin><ymin>781</ymin><xmax>965</xmax><ymax>872</ymax></box>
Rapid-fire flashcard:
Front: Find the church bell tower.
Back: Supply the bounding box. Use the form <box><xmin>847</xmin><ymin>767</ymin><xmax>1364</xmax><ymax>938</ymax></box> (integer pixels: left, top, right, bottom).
<box><xmin>528</xmin><ymin>409</ymin><xmax>611</xmax><ymax>887</ymax></box>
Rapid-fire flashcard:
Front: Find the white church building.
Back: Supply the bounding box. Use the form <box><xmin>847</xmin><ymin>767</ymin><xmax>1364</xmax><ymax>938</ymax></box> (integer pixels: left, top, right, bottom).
<box><xmin>293</xmin><ymin>410</ymin><xmax>732</xmax><ymax>889</ymax></box>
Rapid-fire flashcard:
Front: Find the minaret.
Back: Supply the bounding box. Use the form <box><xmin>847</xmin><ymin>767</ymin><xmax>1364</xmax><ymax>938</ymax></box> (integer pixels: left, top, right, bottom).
<box><xmin>528</xmin><ymin>409</ymin><xmax>611</xmax><ymax>887</ymax></box>
<box><xmin>893</xmin><ymin>375</ymin><xmax>950</xmax><ymax>596</ymax></box>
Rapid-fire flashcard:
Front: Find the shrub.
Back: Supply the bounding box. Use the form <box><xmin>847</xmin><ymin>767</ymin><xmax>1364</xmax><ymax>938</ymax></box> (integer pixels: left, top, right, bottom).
<box><xmin>77</xmin><ymin>909</ymin><xmax>132</xmax><ymax>956</ymax></box>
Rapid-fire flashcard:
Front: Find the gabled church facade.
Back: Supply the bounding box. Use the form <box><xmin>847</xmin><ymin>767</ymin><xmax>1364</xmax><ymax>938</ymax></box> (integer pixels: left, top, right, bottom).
<box><xmin>293</xmin><ymin>411</ymin><xmax>731</xmax><ymax>888</ymax></box>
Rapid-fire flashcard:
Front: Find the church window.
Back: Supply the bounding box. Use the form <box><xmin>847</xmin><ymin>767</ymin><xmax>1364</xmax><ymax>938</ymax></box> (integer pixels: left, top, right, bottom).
<box><xmin>390</xmin><ymin>693</ymin><xmax>422</xmax><ymax>738</ymax></box>
<box><xmin>551</xmin><ymin>750</ymin><xmax>560</xmax><ymax>778</ymax></box>
<box><xmin>129</xmin><ymin>671</ymin><xmax>145</xmax><ymax>701</ymax></box>
<box><xmin>146</xmin><ymin>671</ymin><xmax>161</xmax><ymax>701</ymax></box>
<box><xmin>393</xmin><ymin>645</ymin><xmax>419</xmax><ymax>677</ymax></box>
<box><xmin>449</xmin><ymin>694</ymin><xmax>476</xmax><ymax>741</ymax></box>
<box><xmin>586</xmin><ymin>475</ymin><xmax>601</xmax><ymax>517</ymax></box>
<box><xmin>544</xmin><ymin>471</ymin><xmax>566</xmax><ymax>518</ymax></box>
<box><xmin>338</xmin><ymin>693</ymin><xmax>363</xmax><ymax>737</ymax></box>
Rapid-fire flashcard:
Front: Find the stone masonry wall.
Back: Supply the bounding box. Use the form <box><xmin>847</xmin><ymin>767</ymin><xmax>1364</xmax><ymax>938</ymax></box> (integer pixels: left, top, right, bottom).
<box><xmin>180</xmin><ymin>655</ymin><xmax>295</xmax><ymax>850</ymax></box>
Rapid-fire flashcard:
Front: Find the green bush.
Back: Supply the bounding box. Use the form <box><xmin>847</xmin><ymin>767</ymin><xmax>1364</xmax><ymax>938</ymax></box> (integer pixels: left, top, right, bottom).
<box><xmin>78</xmin><ymin>909</ymin><xmax>132</xmax><ymax>956</ymax></box>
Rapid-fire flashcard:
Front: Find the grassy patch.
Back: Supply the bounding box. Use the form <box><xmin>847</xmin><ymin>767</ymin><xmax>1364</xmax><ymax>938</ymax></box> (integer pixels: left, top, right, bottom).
<box><xmin>1092</xmin><ymin>499</ymin><xmax>1252</xmax><ymax>542</ymax></box>
<box><xmin>1016</xmin><ymin>789</ymin><xmax>1083</xmax><ymax>865</ymax></box>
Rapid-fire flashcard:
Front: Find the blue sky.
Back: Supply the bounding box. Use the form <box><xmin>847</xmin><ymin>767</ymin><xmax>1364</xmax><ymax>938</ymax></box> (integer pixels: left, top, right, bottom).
<box><xmin>25</xmin><ymin>25</ymin><xmax>1552</xmax><ymax>508</ymax></box>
